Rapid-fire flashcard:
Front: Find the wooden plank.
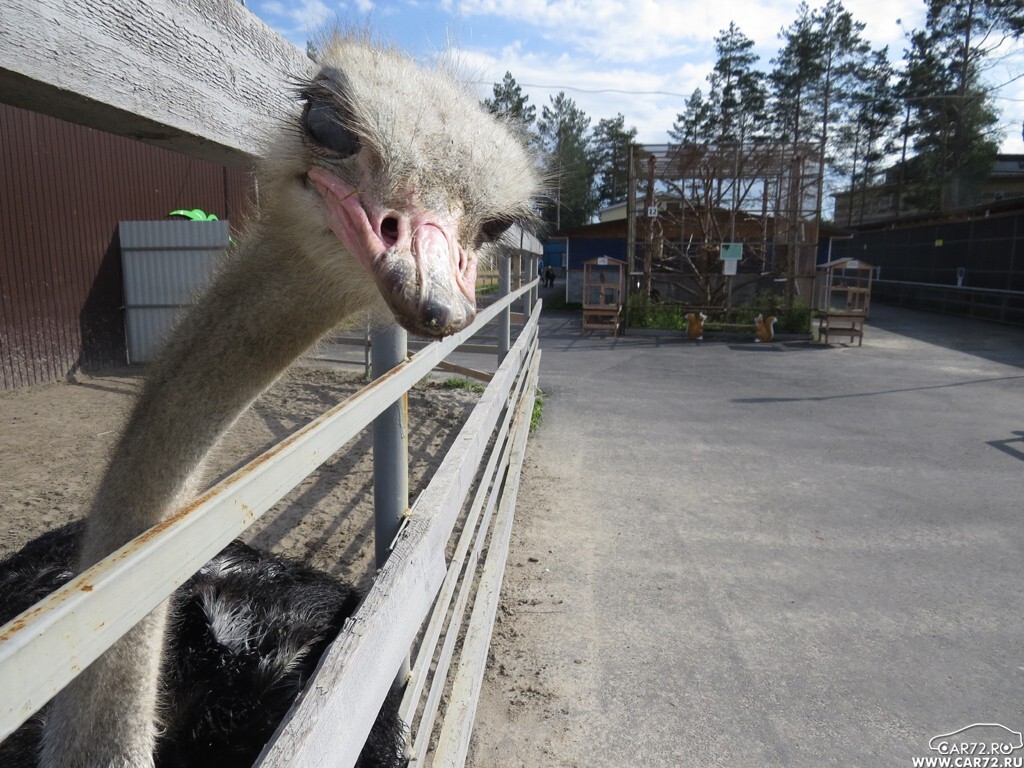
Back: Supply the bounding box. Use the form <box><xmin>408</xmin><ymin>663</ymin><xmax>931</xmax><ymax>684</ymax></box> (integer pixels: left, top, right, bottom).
<box><xmin>0</xmin><ymin>0</ymin><xmax>308</xmax><ymax>168</ymax></box>
<box><xmin>411</xmin><ymin>341</ymin><xmax>497</xmax><ymax>356</ymax></box>
<box><xmin>433</xmin><ymin>360</ymin><xmax>493</xmax><ymax>383</ymax></box>
<box><xmin>255</xmin><ymin>304</ymin><xmax>542</xmax><ymax>768</ymax></box>
<box><xmin>403</xmin><ymin>337</ymin><xmax>540</xmax><ymax>757</ymax></box>
<box><xmin>431</xmin><ymin>349</ymin><xmax>541</xmax><ymax>768</ymax></box>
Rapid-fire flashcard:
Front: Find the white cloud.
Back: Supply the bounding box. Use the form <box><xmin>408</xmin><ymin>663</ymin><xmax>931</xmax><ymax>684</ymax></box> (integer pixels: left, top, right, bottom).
<box><xmin>255</xmin><ymin>0</ymin><xmax>384</xmax><ymax>44</ymax></box>
<box><xmin>444</xmin><ymin>0</ymin><xmax>933</xmax><ymax>143</ymax></box>
<box><xmin>458</xmin><ymin>42</ymin><xmax>711</xmax><ymax>143</ymax></box>
<box><xmin>453</xmin><ymin>0</ymin><xmax>922</xmax><ymax>65</ymax></box>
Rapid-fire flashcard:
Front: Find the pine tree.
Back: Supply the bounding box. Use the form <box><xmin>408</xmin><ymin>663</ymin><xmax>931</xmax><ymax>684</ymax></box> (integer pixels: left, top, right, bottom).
<box><xmin>669</xmin><ymin>89</ymin><xmax>714</xmax><ymax>146</ymax></box>
<box><xmin>899</xmin><ymin>0</ymin><xmax>1021</xmax><ymax>210</ymax></box>
<box><xmin>483</xmin><ymin>72</ymin><xmax>537</xmax><ymax>138</ymax></box>
<box><xmin>810</xmin><ymin>0</ymin><xmax>870</xmax><ymax>170</ymax></box>
<box><xmin>770</xmin><ymin>2</ymin><xmax>871</xmax><ymax>211</ymax></box>
<box><xmin>769</xmin><ymin>3</ymin><xmax>821</xmax><ymax>147</ymax></box>
<box><xmin>706</xmin><ymin>22</ymin><xmax>767</xmax><ymax>142</ymax></box>
<box><xmin>536</xmin><ymin>93</ymin><xmax>596</xmax><ymax>230</ymax></box>
<box><xmin>591</xmin><ymin>114</ymin><xmax>638</xmax><ymax>210</ymax></box>
<box><xmin>834</xmin><ymin>47</ymin><xmax>901</xmax><ymax>224</ymax></box>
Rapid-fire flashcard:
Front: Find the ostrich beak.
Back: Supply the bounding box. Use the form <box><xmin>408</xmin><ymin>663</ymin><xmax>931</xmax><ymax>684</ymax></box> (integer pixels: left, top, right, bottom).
<box><xmin>308</xmin><ymin>168</ymin><xmax>477</xmax><ymax>337</ymax></box>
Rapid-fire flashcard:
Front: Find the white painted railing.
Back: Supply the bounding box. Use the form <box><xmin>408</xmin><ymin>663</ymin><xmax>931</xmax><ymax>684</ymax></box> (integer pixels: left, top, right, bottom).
<box><xmin>0</xmin><ymin>277</ymin><xmax>543</xmax><ymax>767</ymax></box>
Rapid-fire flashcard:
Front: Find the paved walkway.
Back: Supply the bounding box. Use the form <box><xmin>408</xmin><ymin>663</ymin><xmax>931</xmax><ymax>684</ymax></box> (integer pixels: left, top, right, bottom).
<box><xmin>469</xmin><ymin>298</ymin><xmax>1024</xmax><ymax>767</ymax></box>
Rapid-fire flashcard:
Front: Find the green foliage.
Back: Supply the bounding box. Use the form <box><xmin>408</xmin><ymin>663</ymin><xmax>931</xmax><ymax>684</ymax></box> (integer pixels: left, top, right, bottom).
<box><xmin>626</xmin><ymin>292</ymin><xmax>811</xmax><ymax>334</ymax></box>
<box><xmin>537</xmin><ymin>92</ymin><xmax>597</xmax><ymax>230</ymax></box>
<box><xmin>530</xmin><ymin>388</ymin><xmax>544</xmax><ymax>432</ymax></box>
<box><xmin>625</xmin><ymin>293</ymin><xmax>688</xmax><ymax>330</ymax></box>
<box><xmin>441</xmin><ymin>378</ymin><xmax>485</xmax><ymax>393</ymax></box>
<box><xmin>897</xmin><ymin>0</ymin><xmax>1017</xmax><ymax>210</ymax></box>
<box><xmin>834</xmin><ymin>46</ymin><xmax>901</xmax><ymax>225</ymax></box>
<box><xmin>670</xmin><ymin>88</ymin><xmax>714</xmax><ymax>145</ymax></box>
<box><xmin>707</xmin><ymin>22</ymin><xmax>768</xmax><ymax>142</ymax></box>
<box><xmin>672</xmin><ymin>23</ymin><xmax>768</xmax><ymax>147</ymax></box>
<box><xmin>750</xmin><ymin>293</ymin><xmax>812</xmax><ymax>333</ymax></box>
<box><xmin>483</xmin><ymin>72</ymin><xmax>537</xmax><ymax>140</ymax></box>
<box><xmin>591</xmin><ymin>114</ymin><xmax>638</xmax><ymax>209</ymax></box>
<box><xmin>770</xmin><ymin>0</ymin><xmax>871</xmax><ymax>176</ymax></box>
<box><xmin>483</xmin><ymin>0</ymin><xmax>1022</xmax><ymax>227</ymax></box>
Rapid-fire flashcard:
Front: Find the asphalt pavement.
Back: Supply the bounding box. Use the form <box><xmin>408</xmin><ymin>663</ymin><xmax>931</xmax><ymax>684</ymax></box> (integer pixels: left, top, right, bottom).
<box><xmin>473</xmin><ymin>287</ymin><xmax>1024</xmax><ymax>767</ymax></box>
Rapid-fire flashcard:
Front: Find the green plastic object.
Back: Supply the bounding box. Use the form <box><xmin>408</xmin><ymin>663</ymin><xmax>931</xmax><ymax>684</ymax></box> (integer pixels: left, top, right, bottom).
<box><xmin>168</xmin><ymin>208</ymin><xmax>219</xmax><ymax>221</ymax></box>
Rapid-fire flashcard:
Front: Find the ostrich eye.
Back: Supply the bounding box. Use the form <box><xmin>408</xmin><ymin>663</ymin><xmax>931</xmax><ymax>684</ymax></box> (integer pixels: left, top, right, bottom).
<box><xmin>303</xmin><ymin>99</ymin><xmax>360</xmax><ymax>158</ymax></box>
<box><xmin>477</xmin><ymin>218</ymin><xmax>512</xmax><ymax>246</ymax></box>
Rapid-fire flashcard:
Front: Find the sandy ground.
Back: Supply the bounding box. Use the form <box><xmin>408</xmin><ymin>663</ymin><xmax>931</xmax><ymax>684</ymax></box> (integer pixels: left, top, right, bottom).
<box><xmin>0</xmin><ymin>363</ymin><xmax>478</xmax><ymax>593</ymax></box>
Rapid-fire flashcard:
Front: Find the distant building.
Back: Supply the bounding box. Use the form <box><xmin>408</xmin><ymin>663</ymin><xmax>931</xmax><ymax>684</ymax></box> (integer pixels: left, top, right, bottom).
<box><xmin>832</xmin><ymin>154</ymin><xmax>1024</xmax><ymax>226</ymax></box>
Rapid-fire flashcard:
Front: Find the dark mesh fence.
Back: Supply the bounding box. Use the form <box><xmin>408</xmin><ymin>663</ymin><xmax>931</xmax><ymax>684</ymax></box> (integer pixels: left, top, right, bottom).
<box><xmin>829</xmin><ymin>211</ymin><xmax>1024</xmax><ymax>325</ymax></box>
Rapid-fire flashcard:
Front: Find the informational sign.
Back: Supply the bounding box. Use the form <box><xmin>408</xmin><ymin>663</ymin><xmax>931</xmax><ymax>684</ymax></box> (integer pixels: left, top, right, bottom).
<box><xmin>597</xmin><ymin>256</ymin><xmax>609</xmax><ymax>265</ymax></box>
<box><xmin>720</xmin><ymin>243</ymin><xmax>743</xmax><ymax>260</ymax></box>
<box><xmin>647</xmin><ymin>206</ymin><xmax>659</xmax><ymax>218</ymax></box>
<box><xmin>722</xmin><ymin>259</ymin><xmax>738</xmax><ymax>276</ymax></box>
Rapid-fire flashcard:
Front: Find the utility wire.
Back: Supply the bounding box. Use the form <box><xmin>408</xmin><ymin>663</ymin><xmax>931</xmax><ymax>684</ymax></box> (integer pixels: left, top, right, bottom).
<box><xmin>474</xmin><ymin>81</ymin><xmax>1024</xmax><ymax>102</ymax></box>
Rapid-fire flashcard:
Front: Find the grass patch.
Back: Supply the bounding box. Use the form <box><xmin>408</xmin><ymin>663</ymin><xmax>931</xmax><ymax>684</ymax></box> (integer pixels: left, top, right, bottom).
<box><xmin>476</xmin><ymin>282</ymin><xmax>500</xmax><ymax>295</ymax></box>
<box><xmin>441</xmin><ymin>377</ymin><xmax>485</xmax><ymax>393</ymax></box>
<box><xmin>625</xmin><ymin>293</ymin><xmax>688</xmax><ymax>330</ymax></box>
<box><xmin>530</xmin><ymin>388</ymin><xmax>544</xmax><ymax>432</ymax></box>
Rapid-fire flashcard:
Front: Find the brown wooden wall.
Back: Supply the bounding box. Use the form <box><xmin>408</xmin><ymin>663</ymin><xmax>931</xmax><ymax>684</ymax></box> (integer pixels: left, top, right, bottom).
<box><xmin>0</xmin><ymin>103</ymin><xmax>254</xmax><ymax>389</ymax></box>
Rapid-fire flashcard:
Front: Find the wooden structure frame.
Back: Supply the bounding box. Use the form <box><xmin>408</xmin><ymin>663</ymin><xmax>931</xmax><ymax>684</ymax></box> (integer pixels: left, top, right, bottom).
<box><xmin>815</xmin><ymin>257</ymin><xmax>873</xmax><ymax>346</ymax></box>
<box><xmin>582</xmin><ymin>256</ymin><xmax>626</xmax><ymax>336</ymax></box>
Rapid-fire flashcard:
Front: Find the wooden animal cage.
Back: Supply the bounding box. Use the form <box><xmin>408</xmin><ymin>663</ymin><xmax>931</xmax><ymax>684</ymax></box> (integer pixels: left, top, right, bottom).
<box><xmin>582</xmin><ymin>256</ymin><xmax>626</xmax><ymax>336</ymax></box>
<box><xmin>815</xmin><ymin>257</ymin><xmax>873</xmax><ymax>346</ymax></box>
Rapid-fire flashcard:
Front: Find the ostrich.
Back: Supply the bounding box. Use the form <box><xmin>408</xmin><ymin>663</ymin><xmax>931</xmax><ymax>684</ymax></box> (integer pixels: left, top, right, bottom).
<box><xmin>0</xmin><ymin>34</ymin><xmax>539</xmax><ymax>768</ymax></box>
<box><xmin>0</xmin><ymin>523</ymin><xmax>404</xmax><ymax>768</ymax></box>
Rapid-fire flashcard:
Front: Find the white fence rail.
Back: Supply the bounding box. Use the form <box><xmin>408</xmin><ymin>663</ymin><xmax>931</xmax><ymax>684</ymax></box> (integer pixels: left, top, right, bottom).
<box><xmin>0</xmin><ymin>280</ymin><xmax>543</xmax><ymax>766</ymax></box>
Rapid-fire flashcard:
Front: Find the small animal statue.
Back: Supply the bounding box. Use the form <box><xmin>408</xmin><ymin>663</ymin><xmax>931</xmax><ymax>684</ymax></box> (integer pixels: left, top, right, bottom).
<box><xmin>755</xmin><ymin>314</ymin><xmax>777</xmax><ymax>343</ymax></box>
<box><xmin>686</xmin><ymin>311</ymin><xmax>707</xmax><ymax>341</ymax></box>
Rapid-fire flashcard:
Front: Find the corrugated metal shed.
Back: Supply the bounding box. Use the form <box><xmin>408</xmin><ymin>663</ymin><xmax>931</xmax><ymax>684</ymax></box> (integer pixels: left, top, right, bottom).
<box><xmin>120</xmin><ymin>221</ymin><xmax>230</xmax><ymax>363</ymax></box>
<box><xmin>0</xmin><ymin>103</ymin><xmax>253</xmax><ymax>389</ymax></box>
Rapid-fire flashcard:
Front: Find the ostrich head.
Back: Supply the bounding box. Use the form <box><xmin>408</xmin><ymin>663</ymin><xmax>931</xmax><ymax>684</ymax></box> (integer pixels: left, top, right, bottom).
<box><xmin>261</xmin><ymin>36</ymin><xmax>539</xmax><ymax>338</ymax></box>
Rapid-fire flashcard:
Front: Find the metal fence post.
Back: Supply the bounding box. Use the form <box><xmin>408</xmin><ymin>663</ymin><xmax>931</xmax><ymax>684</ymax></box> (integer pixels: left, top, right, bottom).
<box><xmin>498</xmin><ymin>253</ymin><xmax>511</xmax><ymax>363</ymax></box>
<box><xmin>523</xmin><ymin>253</ymin><xmax>533</xmax><ymax>321</ymax></box>
<box><xmin>371</xmin><ymin>322</ymin><xmax>410</xmax><ymax>686</ymax></box>
<box><xmin>371</xmin><ymin>323</ymin><xmax>409</xmax><ymax>566</ymax></box>
<box><xmin>532</xmin><ymin>253</ymin><xmax>540</xmax><ymax>306</ymax></box>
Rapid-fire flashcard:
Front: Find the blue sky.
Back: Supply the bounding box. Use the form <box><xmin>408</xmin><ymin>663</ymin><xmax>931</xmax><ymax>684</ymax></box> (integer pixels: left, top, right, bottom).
<box><xmin>250</xmin><ymin>0</ymin><xmax>1024</xmax><ymax>154</ymax></box>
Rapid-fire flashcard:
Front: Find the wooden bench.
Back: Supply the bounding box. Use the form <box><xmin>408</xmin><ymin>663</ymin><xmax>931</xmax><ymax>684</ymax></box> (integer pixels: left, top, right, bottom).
<box><xmin>582</xmin><ymin>305</ymin><xmax>623</xmax><ymax>336</ymax></box>
<box><xmin>818</xmin><ymin>311</ymin><xmax>865</xmax><ymax>346</ymax></box>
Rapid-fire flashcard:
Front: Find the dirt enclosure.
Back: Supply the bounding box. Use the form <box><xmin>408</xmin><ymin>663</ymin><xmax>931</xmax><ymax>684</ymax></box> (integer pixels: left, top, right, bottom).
<box><xmin>1</xmin><ymin>359</ymin><xmax>559</xmax><ymax>762</ymax></box>
<box><xmin>0</xmin><ymin>363</ymin><xmax>477</xmax><ymax>590</ymax></box>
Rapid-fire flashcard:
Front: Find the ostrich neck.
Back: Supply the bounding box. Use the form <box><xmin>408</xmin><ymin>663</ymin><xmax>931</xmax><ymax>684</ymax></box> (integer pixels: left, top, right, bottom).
<box><xmin>85</xmin><ymin>222</ymin><xmax>353</xmax><ymax>568</ymax></box>
<box><xmin>40</xmin><ymin>220</ymin><xmax>362</xmax><ymax>768</ymax></box>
